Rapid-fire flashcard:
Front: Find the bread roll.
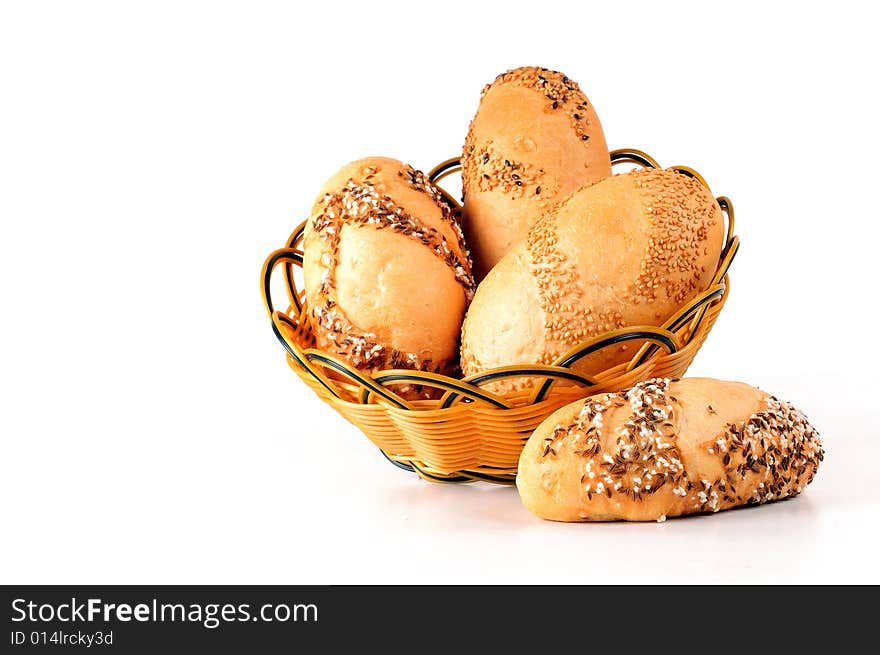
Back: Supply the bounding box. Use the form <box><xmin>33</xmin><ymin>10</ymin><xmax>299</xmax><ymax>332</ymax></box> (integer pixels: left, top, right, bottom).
<box><xmin>461</xmin><ymin>66</ymin><xmax>611</xmax><ymax>280</ymax></box>
<box><xmin>517</xmin><ymin>378</ymin><xmax>824</xmax><ymax>522</ymax></box>
<box><xmin>303</xmin><ymin>157</ymin><xmax>475</xmax><ymax>381</ymax></box>
<box><xmin>460</xmin><ymin>168</ymin><xmax>725</xmax><ymax>391</ymax></box>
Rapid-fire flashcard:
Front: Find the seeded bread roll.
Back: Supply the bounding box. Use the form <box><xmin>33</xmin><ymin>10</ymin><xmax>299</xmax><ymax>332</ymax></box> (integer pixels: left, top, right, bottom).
<box><xmin>517</xmin><ymin>378</ymin><xmax>824</xmax><ymax>522</ymax></box>
<box><xmin>303</xmin><ymin>157</ymin><xmax>475</xmax><ymax>383</ymax></box>
<box><xmin>461</xmin><ymin>66</ymin><xmax>611</xmax><ymax>280</ymax></box>
<box><xmin>460</xmin><ymin>168</ymin><xmax>724</xmax><ymax>392</ymax></box>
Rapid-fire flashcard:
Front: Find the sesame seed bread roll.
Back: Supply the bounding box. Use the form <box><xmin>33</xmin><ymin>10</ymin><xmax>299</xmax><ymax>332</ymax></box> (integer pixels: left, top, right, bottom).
<box><xmin>461</xmin><ymin>66</ymin><xmax>611</xmax><ymax>280</ymax></box>
<box><xmin>517</xmin><ymin>378</ymin><xmax>824</xmax><ymax>522</ymax></box>
<box><xmin>460</xmin><ymin>168</ymin><xmax>724</xmax><ymax>392</ymax></box>
<box><xmin>303</xmin><ymin>157</ymin><xmax>475</xmax><ymax>384</ymax></box>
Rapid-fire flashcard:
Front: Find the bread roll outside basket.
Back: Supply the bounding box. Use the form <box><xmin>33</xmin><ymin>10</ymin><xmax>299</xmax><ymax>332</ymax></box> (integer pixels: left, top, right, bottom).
<box><xmin>261</xmin><ymin>149</ymin><xmax>740</xmax><ymax>484</ymax></box>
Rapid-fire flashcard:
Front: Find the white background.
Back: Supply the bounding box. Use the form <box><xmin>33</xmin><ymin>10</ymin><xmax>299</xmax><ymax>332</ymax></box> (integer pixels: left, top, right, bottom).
<box><xmin>2</xmin><ymin>1</ymin><xmax>878</xmax><ymax>584</ymax></box>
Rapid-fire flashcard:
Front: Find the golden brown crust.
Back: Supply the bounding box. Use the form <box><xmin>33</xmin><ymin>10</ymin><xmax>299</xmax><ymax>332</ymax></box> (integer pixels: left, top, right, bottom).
<box><xmin>461</xmin><ymin>66</ymin><xmax>611</xmax><ymax>280</ymax></box>
<box><xmin>458</xmin><ymin>249</ymin><xmax>545</xmax><ymax>390</ymax></box>
<box><xmin>517</xmin><ymin>378</ymin><xmax>824</xmax><ymax>522</ymax></box>
<box><xmin>303</xmin><ymin>157</ymin><xmax>475</xmax><ymax>380</ymax></box>
<box><xmin>460</xmin><ymin>168</ymin><xmax>725</xmax><ymax>390</ymax></box>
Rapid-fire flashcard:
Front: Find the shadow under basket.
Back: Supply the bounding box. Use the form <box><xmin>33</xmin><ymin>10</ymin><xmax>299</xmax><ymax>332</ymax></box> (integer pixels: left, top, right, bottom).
<box><xmin>261</xmin><ymin>148</ymin><xmax>740</xmax><ymax>484</ymax></box>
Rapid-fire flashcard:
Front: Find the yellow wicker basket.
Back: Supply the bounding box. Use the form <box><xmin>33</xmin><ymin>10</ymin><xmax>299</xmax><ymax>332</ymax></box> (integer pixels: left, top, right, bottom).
<box><xmin>261</xmin><ymin>149</ymin><xmax>739</xmax><ymax>484</ymax></box>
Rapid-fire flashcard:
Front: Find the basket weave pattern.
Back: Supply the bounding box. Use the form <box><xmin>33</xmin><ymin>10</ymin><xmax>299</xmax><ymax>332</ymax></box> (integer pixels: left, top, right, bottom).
<box><xmin>261</xmin><ymin>149</ymin><xmax>739</xmax><ymax>483</ymax></box>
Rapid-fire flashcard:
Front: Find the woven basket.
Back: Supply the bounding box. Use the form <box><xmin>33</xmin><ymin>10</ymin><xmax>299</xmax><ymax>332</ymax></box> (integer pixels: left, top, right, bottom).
<box><xmin>261</xmin><ymin>148</ymin><xmax>739</xmax><ymax>484</ymax></box>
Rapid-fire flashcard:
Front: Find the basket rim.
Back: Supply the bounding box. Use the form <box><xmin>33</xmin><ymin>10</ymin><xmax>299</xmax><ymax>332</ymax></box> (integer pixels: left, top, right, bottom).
<box><xmin>284</xmin><ymin>299</ymin><xmax>725</xmax><ymax>415</ymax></box>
